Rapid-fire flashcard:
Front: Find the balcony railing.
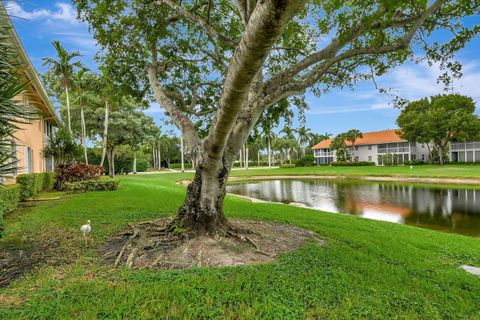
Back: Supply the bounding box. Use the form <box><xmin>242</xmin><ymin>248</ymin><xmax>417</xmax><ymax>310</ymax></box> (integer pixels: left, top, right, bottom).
<box><xmin>315</xmin><ymin>151</ymin><xmax>334</xmax><ymax>157</ymax></box>
<box><xmin>451</xmin><ymin>142</ymin><xmax>480</xmax><ymax>151</ymax></box>
<box><xmin>377</xmin><ymin>147</ymin><xmax>413</xmax><ymax>154</ymax></box>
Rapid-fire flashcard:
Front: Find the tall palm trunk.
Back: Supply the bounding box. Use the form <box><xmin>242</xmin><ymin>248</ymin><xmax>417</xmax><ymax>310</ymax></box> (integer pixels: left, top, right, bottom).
<box><xmin>64</xmin><ymin>85</ymin><xmax>72</xmax><ymax>133</ymax></box>
<box><xmin>268</xmin><ymin>138</ymin><xmax>272</xmax><ymax>168</ymax></box>
<box><xmin>80</xmin><ymin>104</ymin><xmax>88</xmax><ymax>164</ymax></box>
<box><xmin>107</xmin><ymin>147</ymin><xmax>115</xmax><ymax>178</ymax></box>
<box><xmin>157</xmin><ymin>146</ymin><xmax>162</xmax><ymax>170</ymax></box>
<box><xmin>100</xmin><ymin>101</ymin><xmax>109</xmax><ymax>166</ymax></box>
<box><xmin>152</xmin><ymin>146</ymin><xmax>156</xmax><ymax>168</ymax></box>
<box><xmin>133</xmin><ymin>151</ymin><xmax>137</xmax><ymax>174</ymax></box>
<box><xmin>257</xmin><ymin>150</ymin><xmax>260</xmax><ymax>167</ymax></box>
<box><xmin>245</xmin><ymin>146</ymin><xmax>249</xmax><ymax>169</ymax></box>
<box><xmin>180</xmin><ymin>135</ymin><xmax>185</xmax><ymax>172</ymax></box>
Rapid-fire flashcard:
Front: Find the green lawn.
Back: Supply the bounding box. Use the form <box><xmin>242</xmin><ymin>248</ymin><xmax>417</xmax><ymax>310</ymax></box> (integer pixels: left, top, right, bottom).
<box><xmin>228</xmin><ymin>164</ymin><xmax>480</xmax><ymax>179</ymax></box>
<box><xmin>1</xmin><ymin>173</ymin><xmax>480</xmax><ymax>319</ymax></box>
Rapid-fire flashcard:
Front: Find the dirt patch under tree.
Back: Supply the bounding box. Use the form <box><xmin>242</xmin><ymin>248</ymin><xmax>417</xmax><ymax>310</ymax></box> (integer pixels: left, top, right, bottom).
<box><xmin>101</xmin><ymin>218</ymin><xmax>323</xmax><ymax>269</ymax></box>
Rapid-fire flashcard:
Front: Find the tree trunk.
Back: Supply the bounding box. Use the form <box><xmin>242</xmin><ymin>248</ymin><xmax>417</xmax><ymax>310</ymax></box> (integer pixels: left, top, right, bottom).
<box><xmin>133</xmin><ymin>151</ymin><xmax>137</xmax><ymax>174</ymax></box>
<box><xmin>158</xmin><ymin>147</ymin><xmax>162</xmax><ymax>170</ymax></box>
<box><xmin>65</xmin><ymin>85</ymin><xmax>72</xmax><ymax>133</ymax></box>
<box><xmin>245</xmin><ymin>146</ymin><xmax>249</xmax><ymax>169</ymax></box>
<box><xmin>176</xmin><ymin>164</ymin><xmax>231</xmax><ymax>234</ymax></box>
<box><xmin>152</xmin><ymin>146</ymin><xmax>156</xmax><ymax>169</ymax></box>
<box><xmin>107</xmin><ymin>147</ymin><xmax>115</xmax><ymax>178</ymax></box>
<box><xmin>257</xmin><ymin>150</ymin><xmax>260</xmax><ymax>167</ymax></box>
<box><xmin>80</xmin><ymin>105</ymin><xmax>88</xmax><ymax>164</ymax></box>
<box><xmin>100</xmin><ymin>101</ymin><xmax>109</xmax><ymax>167</ymax></box>
<box><xmin>180</xmin><ymin>135</ymin><xmax>185</xmax><ymax>172</ymax></box>
<box><xmin>268</xmin><ymin>138</ymin><xmax>272</xmax><ymax>167</ymax></box>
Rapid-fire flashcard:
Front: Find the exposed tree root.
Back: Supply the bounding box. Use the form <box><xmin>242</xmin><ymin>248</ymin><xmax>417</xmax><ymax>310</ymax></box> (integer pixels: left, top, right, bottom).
<box><xmin>101</xmin><ymin>218</ymin><xmax>323</xmax><ymax>269</ymax></box>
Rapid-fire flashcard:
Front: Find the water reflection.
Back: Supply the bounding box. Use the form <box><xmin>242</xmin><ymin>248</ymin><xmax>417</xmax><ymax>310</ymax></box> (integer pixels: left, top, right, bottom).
<box><xmin>227</xmin><ymin>179</ymin><xmax>480</xmax><ymax>237</ymax></box>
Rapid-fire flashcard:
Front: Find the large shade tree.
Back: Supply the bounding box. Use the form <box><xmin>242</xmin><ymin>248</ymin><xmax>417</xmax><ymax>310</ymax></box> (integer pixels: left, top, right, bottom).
<box><xmin>74</xmin><ymin>0</ymin><xmax>480</xmax><ymax>235</ymax></box>
<box><xmin>397</xmin><ymin>94</ymin><xmax>479</xmax><ymax>164</ymax></box>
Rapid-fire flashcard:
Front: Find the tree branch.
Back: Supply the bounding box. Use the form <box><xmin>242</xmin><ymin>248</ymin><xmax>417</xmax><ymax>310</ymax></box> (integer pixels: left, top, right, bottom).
<box><xmin>202</xmin><ymin>0</ymin><xmax>307</xmax><ymax>164</ymax></box>
<box><xmin>156</xmin><ymin>0</ymin><xmax>238</xmax><ymax>48</ymax></box>
<box><xmin>264</xmin><ymin>0</ymin><xmax>446</xmax><ymax>106</ymax></box>
<box><xmin>147</xmin><ymin>49</ymin><xmax>201</xmax><ymax>150</ymax></box>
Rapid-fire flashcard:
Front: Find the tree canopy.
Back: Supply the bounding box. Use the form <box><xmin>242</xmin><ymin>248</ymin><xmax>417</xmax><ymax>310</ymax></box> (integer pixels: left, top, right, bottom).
<box><xmin>397</xmin><ymin>94</ymin><xmax>479</xmax><ymax>163</ymax></box>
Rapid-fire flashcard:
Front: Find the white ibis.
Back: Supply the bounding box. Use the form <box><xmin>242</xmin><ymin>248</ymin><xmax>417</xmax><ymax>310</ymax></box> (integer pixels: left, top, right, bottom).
<box><xmin>80</xmin><ymin>220</ymin><xmax>91</xmax><ymax>246</ymax></box>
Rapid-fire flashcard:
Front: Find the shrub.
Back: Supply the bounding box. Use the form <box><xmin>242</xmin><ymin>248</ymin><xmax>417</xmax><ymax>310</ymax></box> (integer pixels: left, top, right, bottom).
<box><xmin>55</xmin><ymin>163</ymin><xmax>104</xmax><ymax>190</ymax></box>
<box><xmin>62</xmin><ymin>179</ymin><xmax>119</xmax><ymax>193</ymax></box>
<box><xmin>280</xmin><ymin>164</ymin><xmax>296</xmax><ymax>168</ymax></box>
<box><xmin>136</xmin><ymin>159</ymin><xmax>149</xmax><ymax>172</ymax></box>
<box><xmin>295</xmin><ymin>155</ymin><xmax>316</xmax><ymax>167</ymax></box>
<box><xmin>169</xmin><ymin>163</ymin><xmax>193</xmax><ymax>169</ymax></box>
<box><xmin>331</xmin><ymin>161</ymin><xmax>375</xmax><ymax>166</ymax></box>
<box><xmin>0</xmin><ymin>184</ymin><xmax>21</xmax><ymax>237</ymax></box>
<box><xmin>404</xmin><ymin>160</ymin><xmax>425</xmax><ymax>165</ymax></box>
<box><xmin>16</xmin><ymin>173</ymin><xmax>55</xmax><ymax>200</ymax></box>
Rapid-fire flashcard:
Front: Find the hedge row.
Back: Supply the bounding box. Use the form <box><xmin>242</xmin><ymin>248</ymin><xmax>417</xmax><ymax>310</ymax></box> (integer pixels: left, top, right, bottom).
<box><xmin>16</xmin><ymin>172</ymin><xmax>55</xmax><ymax>200</ymax></box>
<box><xmin>62</xmin><ymin>179</ymin><xmax>119</xmax><ymax>193</ymax></box>
<box><xmin>0</xmin><ymin>184</ymin><xmax>21</xmax><ymax>237</ymax></box>
<box><xmin>331</xmin><ymin>161</ymin><xmax>375</xmax><ymax>166</ymax></box>
<box><xmin>280</xmin><ymin>164</ymin><xmax>296</xmax><ymax>168</ymax></box>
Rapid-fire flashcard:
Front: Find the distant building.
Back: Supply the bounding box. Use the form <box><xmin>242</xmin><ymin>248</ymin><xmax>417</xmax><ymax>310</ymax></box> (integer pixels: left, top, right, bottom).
<box><xmin>1</xmin><ymin>4</ymin><xmax>60</xmax><ymax>184</ymax></box>
<box><xmin>312</xmin><ymin>129</ymin><xmax>432</xmax><ymax>165</ymax></box>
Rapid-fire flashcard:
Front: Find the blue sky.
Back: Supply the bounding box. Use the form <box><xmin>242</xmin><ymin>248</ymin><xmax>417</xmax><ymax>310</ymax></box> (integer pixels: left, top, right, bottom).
<box><xmin>5</xmin><ymin>0</ymin><xmax>480</xmax><ymax>136</ymax></box>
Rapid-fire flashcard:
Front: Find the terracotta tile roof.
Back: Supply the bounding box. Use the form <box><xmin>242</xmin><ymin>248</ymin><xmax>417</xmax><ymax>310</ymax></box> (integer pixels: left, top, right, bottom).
<box><xmin>312</xmin><ymin>129</ymin><xmax>405</xmax><ymax>149</ymax></box>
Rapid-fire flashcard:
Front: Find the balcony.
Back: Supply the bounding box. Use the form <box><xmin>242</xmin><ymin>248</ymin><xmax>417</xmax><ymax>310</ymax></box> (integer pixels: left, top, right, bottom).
<box><xmin>451</xmin><ymin>142</ymin><xmax>480</xmax><ymax>151</ymax></box>
<box><xmin>377</xmin><ymin>147</ymin><xmax>413</xmax><ymax>154</ymax></box>
<box><xmin>315</xmin><ymin>151</ymin><xmax>334</xmax><ymax>157</ymax></box>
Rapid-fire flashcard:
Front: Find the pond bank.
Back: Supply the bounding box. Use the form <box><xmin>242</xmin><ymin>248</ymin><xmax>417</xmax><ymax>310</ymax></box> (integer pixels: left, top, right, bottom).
<box><xmin>228</xmin><ymin>174</ymin><xmax>480</xmax><ymax>185</ymax></box>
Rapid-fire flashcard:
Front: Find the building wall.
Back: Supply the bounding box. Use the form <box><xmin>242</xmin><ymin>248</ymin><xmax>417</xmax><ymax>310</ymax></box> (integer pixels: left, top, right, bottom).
<box><xmin>3</xmin><ymin>92</ymin><xmax>54</xmax><ymax>185</ymax></box>
<box><xmin>314</xmin><ymin>141</ymin><xmax>433</xmax><ymax>166</ymax></box>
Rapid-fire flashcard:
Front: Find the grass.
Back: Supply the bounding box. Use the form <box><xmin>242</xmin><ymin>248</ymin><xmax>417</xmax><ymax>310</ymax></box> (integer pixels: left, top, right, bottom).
<box><xmin>228</xmin><ymin>164</ymin><xmax>480</xmax><ymax>180</ymax></box>
<box><xmin>0</xmin><ymin>172</ymin><xmax>479</xmax><ymax>319</ymax></box>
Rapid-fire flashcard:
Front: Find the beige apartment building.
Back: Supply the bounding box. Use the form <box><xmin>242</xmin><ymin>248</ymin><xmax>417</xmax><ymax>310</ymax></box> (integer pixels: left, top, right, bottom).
<box><xmin>1</xmin><ymin>4</ymin><xmax>60</xmax><ymax>184</ymax></box>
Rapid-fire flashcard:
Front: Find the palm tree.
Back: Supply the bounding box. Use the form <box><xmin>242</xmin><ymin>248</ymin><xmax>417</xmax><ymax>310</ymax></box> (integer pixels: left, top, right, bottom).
<box><xmin>42</xmin><ymin>41</ymin><xmax>82</xmax><ymax>133</ymax></box>
<box><xmin>296</xmin><ymin>125</ymin><xmax>314</xmax><ymax>156</ymax></box>
<box><xmin>330</xmin><ymin>133</ymin><xmax>348</xmax><ymax>162</ymax></box>
<box><xmin>345</xmin><ymin>129</ymin><xmax>363</xmax><ymax>162</ymax></box>
<box><xmin>72</xmin><ymin>67</ymin><xmax>92</xmax><ymax>164</ymax></box>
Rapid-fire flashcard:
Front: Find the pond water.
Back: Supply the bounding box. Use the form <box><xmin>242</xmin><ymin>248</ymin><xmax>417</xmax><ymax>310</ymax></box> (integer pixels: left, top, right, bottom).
<box><xmin>227</xmin><ymin>179</ymin><xmax>480</xmax><ymax>237</ymax></box>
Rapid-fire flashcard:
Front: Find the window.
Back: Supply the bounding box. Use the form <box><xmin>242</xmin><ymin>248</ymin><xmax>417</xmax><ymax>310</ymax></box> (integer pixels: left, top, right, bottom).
<box><xmin>25</xmin><ymin>146</ymin><xmax>33</xmax><ymax>174</ymax></box>
<box><xmin>422</xmin><ymin>154</ymin><xmax>425</xmax><ymax>160</ymax></box>
<box><xmin>368</xmin><ymin>156</ymin><xmax>372</xmax><ymax>161</ymax></box>
<box><xmin>355</xmin><ymin>146</ymin><xmax>359</xmax><ymax>151</ymax></box>
<box><xmin>411</xmin><ymin>154</ymin><xmax>416</xmax><ymax>160</ymax></box>
<box><xmin>368</xmin><ymin>145</ymin><xmax>372</xmax><ymax>150</ymax></box>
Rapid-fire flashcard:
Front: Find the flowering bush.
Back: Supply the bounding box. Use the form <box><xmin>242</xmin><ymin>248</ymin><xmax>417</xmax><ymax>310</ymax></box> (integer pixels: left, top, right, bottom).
<box><xmin>55</xmin><ymin>163</ymin><xmax>104</xmax><ymax>190</ymax></box>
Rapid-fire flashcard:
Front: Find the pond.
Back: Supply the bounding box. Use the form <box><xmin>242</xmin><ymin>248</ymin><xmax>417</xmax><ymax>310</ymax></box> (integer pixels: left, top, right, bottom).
<box><xmin>227</xmin><ymin>179</ymin><xmax>480</xmax><ymax>237</ymax></box>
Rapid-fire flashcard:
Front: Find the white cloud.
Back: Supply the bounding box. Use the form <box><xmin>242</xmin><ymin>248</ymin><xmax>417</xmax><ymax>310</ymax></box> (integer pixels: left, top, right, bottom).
<box><xmin>6</xmin><ymin>2</ymin><xmax>78</xmax><ymax>24</ymax></box>
<box><xmin>306</xmin><ymin>103</ymin><xmax>395</xmax><ymax>115</ymax></box>
<box><xmin>377</xmin><ymin>59</ymin><xmax>480</xmax><ymax>102</ymax></box>
<box><xmin>6</xmin><ymin>2</ymin><xmax>97</xmax><ymax>52</ymax></box>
